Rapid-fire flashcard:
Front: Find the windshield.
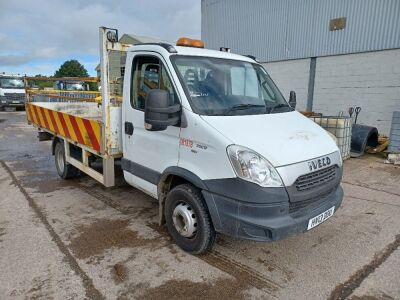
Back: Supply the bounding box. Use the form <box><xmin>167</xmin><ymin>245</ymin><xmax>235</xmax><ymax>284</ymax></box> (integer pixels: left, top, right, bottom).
<box><xmin>171</xmin><ymin>56</ymin><xmax>290</xmax><ymax>116</ymax></box>
<box><xmin>65</xmin><ymin>83</ymin><xmax>85</xmax><ymax>91</ymax></box>
<box><xmin>0</xmin><ymin>78</ymin><xmax>24</xmax><ymax>89</ymax></box>
<box><xmin>64</xmin><ymin>82</ymin><xmax>86</xmax><ymax>91</ymax></box>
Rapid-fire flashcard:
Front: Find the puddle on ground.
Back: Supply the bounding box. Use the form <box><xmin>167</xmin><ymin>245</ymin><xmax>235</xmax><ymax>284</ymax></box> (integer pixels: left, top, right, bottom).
<box><xmin>68</xmin><ymin>219</ymin><xmax>158</xmax><ymax>259</ymax></box>
<box><xmin>24</xmin><ymin>177</ymin><xmax>80</xmax><ymax>194</ymax></box>
<box><xmin>119</xmin><ymin>278</ymin><xmax>248</xmax><ymax>300</ymax></box>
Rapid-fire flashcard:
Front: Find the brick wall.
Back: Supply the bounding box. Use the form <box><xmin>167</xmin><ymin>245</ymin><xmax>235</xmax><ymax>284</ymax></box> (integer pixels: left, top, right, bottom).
<box><xmin>262</xmin><ymin>59</ymin><xmax>310</xmax><ymax>112</ymax></box>
<box><xmin>313</xmin><ymin>49</ymin><xmax>400</xmax><ymax>135</ymax></box>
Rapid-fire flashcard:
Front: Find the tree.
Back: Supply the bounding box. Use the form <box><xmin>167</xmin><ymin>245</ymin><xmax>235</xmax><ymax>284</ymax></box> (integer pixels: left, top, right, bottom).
<box><xmin>54</xmin><ymin>60</ymin><xmax>89</xmax><ymax>77</ymax></box>
<box><xmin>33</xmin><ymin>74</ymin><xmax>53</xmax><ymax>89</ymax></box>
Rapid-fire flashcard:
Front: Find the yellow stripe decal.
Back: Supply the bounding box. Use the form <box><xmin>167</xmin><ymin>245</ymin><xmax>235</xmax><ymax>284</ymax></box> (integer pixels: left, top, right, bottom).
<box><xmin>91</xmin><ymin>121</ymin><xmax>101</xmax><ymax>142</ymax></box>
<box><xmin>43</xmin><ymin>108</ymin><xmax>55</xmax><ymax>132</ymax></box>
<box><xmin>76</xmin><ymin>117</ymin><xmax>92</xmax><ymax>147</ymax></box>
<box><xmin>64</xmin><ymin>114</ymin><xmax>78</xmax><ymax>142</ymax></box>
<box><xmin>52</xmin><ymin>110</ymin><xmax>65</xmax><ymax>136</ymax></box>
<box><xmin>29</xmin><ymin>104</ymin><xmax>38</xmax><ymax>124</ymax></box>
<box><xmin>36</xmin><ymin>106</ymin><xmax>46</xmax><ymax>128</ymax></box>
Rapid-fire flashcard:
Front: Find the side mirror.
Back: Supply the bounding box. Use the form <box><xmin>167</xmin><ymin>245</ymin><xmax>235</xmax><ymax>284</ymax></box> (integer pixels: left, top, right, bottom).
<box><xmin>144</xmin><ymin>89</ymin><xmax>181</xmax><ymax>131</ymax></box>
<box><xmin>289</xmin><ymin>91</ymin><xmax>296</xmax><ymax>109</ymax></box>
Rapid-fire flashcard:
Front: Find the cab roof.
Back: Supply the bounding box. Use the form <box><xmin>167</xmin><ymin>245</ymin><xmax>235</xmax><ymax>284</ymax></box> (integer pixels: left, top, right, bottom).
<box><xmin>0</xmin><ymin>73</ymin><xmax>23</xmax><ymax>78</ymax></box>
<box><xmin>128</xmin><ymin>43</ymin><xmax>256</xmax><ymax>63</ymax></box>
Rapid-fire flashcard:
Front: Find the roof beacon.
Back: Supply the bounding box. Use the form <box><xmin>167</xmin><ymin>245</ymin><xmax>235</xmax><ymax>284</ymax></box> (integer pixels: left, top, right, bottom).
<box><xmin>176</xmin><ymin>37</ymin><xmax>204</xmax><ymax>48</ymax></box>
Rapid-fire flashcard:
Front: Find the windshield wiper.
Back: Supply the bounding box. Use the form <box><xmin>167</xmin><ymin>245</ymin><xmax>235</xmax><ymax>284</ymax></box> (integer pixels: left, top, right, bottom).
<box><xmin>226</xmin><ymin>104</ymin><xmax>265</xmax><ymax>115</ymax></box>
<box><xmin>268</xmin><ymin>103</ymin><xmax>290</xmax><ymax>114</ymax></box>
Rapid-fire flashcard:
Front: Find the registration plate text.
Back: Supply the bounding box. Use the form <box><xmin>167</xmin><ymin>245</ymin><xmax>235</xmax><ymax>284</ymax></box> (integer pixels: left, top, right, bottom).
<box><xmin>307</xmin><ymin>206</ymin><xmax>335</xmax><ymax>230</ymax></box>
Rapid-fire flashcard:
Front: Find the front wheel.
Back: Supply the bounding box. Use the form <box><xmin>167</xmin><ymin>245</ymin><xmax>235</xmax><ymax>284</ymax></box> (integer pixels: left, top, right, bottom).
<box><xmin>165</xmin><ymin>184</ymin><xmax>216</xmax><ymax>254</ymax></box>
<box><xmin>54</xmin><ymin>141</ymin><xmax>79</xmax><ymax>179</ymax></box>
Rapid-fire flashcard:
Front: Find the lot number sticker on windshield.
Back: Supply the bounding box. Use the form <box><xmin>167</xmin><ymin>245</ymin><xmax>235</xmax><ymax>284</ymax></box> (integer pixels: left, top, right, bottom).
<box><xmin>307</xmin><ymin>206</ymin><xmax>335</xmax><ymax>230</ymax></box>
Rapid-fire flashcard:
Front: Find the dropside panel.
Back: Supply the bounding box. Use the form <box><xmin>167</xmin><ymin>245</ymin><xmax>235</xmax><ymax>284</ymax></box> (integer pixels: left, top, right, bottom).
<box><xmin>26</xmin><ymin>102</ymin><xmax>102</xmax><ymax>153</ymax></box>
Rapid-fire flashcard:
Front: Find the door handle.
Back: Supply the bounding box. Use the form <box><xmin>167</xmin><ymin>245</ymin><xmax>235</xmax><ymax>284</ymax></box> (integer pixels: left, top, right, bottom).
<box><xmin>125</xmin><ymin>122</ymin><xmax>134</xmax><ymax>135</ymax></box>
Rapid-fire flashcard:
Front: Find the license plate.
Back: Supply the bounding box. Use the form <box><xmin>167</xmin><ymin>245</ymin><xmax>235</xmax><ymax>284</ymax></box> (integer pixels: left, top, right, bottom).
<box><xmin>307</xmin><ymin>206</ymin><xmax>335</xmax><ymax>230</ymax></box>
<box><xmin>12</xmin><ymin>101</ymin><xmax>20</xmax><ymax>103</ymax></box>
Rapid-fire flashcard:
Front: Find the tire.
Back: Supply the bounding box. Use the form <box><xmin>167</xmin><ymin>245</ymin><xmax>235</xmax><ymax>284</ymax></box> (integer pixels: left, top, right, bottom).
<box><xmin>165</xmin><ymin>184</ymin><xmax>216</xmax><ymax>254</ymax></box>
<box><xmin>54</xmin><ymin>141</ymin><xmax>79</xmax><ymax>179</ymax></box>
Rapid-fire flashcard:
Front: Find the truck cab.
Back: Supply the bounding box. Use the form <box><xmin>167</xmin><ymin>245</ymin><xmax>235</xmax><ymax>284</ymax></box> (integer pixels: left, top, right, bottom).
<box><xmin>120</xmin><ymin>36</ymin><xmax>343</xmax><ymax>253</ymax></box>
<box><xmin>0</xmin><ymin>73</ymin><xmax>26</xmax><ymax>110</ymax></box>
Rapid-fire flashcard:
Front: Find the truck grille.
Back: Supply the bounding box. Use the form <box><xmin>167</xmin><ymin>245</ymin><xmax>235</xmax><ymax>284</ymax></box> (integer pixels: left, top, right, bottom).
<box><xmin>5</xmin><ymin>93</ymin><xmax>25</xmax><ymax>101</ymax></box>
<box><xmin>295</xmin><ymin>165</ymin><xmax>336</xmax><ymax>192</ymax></box>
<box><xmin>289</xmin><ymin>187</ymin><xmax>335</xmax><ymax>213</ymax></box>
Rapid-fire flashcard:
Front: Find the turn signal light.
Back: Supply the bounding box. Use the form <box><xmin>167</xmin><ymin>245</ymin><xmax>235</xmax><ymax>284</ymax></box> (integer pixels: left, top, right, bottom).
<box><xmin>176</xmin><ymin>37</ymin><xmax>204</xmax><ymax>48</ymax></box>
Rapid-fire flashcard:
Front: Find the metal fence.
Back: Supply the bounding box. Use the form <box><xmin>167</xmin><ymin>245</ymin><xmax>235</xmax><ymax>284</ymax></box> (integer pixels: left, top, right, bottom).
<box><xmin>24</xmin><ymin>77</ymin><xmax>101</xmax><ymax>103</ymax></box>
<box><xmin>309</xmin><ymin>116</ymin><xmax>352</xmax><ymax>160</ymax></box>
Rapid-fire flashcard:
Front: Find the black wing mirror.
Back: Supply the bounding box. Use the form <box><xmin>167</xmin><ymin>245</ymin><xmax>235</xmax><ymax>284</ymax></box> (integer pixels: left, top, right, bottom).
<box><xmin>144</xmin><ymin>89</ymin><xmax>181</xmax><ymax>131</ymax></box>
<box><xmin>289</xmin><ymin>91</ymin><xmax>296</xmax><ymax>109</ymax></box>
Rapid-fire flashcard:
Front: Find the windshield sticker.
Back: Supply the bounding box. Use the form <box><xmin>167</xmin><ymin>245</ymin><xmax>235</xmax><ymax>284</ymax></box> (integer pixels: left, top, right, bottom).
<box><xmin>189</xmin><ymin>91</ymin><xmax>209</xmax><ymax>97</ymax></box>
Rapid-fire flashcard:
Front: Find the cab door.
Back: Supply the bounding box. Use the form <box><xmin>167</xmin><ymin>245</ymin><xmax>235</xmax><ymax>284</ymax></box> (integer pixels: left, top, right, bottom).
<box><xmin>122</xmin><ymin>52</ymin><xmax>181</xmax><ymax>197</ymax></box>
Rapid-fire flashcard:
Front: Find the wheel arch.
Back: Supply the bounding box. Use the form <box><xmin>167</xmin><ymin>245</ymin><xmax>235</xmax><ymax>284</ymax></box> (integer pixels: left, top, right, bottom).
<box><xmin>157</xmin><ymin>166</ymin><xmax>208</xmax><ymax>225</ymax></box>
<box><xmin>51</xmin><ymin>136</ymin><xmax>62</xmax><ymax>155</ymax></box>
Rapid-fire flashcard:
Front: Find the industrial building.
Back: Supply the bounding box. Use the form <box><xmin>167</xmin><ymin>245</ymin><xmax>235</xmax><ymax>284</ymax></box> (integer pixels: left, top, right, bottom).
<box><xmin>201</xmin><ymin>0</ymin><xmax>400</xmax><ymax>134</ymax></box>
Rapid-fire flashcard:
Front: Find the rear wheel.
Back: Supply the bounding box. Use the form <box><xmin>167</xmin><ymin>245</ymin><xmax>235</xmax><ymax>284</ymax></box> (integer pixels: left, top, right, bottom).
<box><xmin>165</xmin><ymin>184</ymin><xmax>216</xmax><ymax>254</ymax></box>
<box><xmin>54</xmin><ymin>141</ymin><xmax>79</xmax><ymax>179</ymax></box>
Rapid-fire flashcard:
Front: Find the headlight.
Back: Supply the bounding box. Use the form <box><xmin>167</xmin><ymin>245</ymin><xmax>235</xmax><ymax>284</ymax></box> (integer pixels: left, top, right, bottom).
<box><xmin>227</xmin><ymin>145</ymin><xmax>283</xmax><ymax>187</ymax></box>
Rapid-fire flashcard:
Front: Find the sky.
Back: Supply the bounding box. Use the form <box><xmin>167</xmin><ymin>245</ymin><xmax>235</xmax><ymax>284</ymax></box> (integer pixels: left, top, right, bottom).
<box><xmin>0</xmin><ymin>0</ymin><xmax>201</xmax><ymax>76</ymax></box>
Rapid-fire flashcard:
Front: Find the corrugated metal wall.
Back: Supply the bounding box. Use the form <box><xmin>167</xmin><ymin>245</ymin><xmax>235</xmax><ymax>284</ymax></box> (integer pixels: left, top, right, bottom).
<box><xmin>201</xmin><ymin>0</ymin><xmax>400</xmax><ymax>62</ymax></box>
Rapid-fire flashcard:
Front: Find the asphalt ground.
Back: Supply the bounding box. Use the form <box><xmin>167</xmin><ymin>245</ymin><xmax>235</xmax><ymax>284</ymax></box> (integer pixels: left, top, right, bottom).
<box><xmin>0</xmin><ymin>111</ymin><xmax>399</xmax><ymax>299</ymax></box>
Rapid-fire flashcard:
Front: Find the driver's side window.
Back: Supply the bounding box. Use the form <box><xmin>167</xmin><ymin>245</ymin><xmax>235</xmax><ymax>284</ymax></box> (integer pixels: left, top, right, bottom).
<box><xmin>131</xmin><ymin>56</ymin><xmax>179</xmax><ymax>110</ymax></box>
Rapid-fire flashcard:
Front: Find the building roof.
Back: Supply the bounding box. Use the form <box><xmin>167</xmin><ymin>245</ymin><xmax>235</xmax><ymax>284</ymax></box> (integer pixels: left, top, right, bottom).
<box><xmin>202</xmin><ymin>0</ymin><xmax>400</xmax><ymax>62</ymax></box>
<box><xmin>119</xmin><ymin>34</ymin><xmax>170</xmax><ymax>45</ymax></box>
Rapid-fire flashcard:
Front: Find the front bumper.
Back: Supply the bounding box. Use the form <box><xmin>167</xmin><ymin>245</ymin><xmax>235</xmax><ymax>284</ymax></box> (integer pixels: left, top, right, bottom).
<box><xmin>0</xmin><ymin>99</ymin><xmax>25</xmax><ymax>107</ymax></box>
<box><xmin>202</xmin><ymin>175</ymin><xmax>343</xmax><ymax>241</ymax></box>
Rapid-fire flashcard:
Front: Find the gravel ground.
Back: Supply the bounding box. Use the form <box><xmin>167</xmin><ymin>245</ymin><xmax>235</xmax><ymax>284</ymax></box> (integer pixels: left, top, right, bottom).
<box><xmin>0</xmin><ymin>111</ymin><xmax>399</xmax><ymax>299</ymax></box>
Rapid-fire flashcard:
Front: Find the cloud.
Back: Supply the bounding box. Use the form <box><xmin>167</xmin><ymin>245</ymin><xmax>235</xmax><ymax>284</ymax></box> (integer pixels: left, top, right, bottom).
<box><xmin>0</xmin><ymin>55</ymin><xmax>32</xmax><ymax>66</ymax></box>
<box><xmin>0</xmin><ymin>0</ymin><xmax>200</xmax><ymax>75</ymax></box>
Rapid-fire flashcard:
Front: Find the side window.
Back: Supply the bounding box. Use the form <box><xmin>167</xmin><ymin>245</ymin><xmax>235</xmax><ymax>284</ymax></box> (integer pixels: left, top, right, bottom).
<box><xmin>131</xmin><ymin>56</ymin><xmax>179</xmax><ymax>110</ymax></box>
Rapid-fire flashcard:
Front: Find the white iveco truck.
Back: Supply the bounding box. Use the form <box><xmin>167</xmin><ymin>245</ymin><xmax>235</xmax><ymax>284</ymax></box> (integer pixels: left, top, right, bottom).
<box><xmin>26</xmin><ymin>27</ymin><xmax>343</xmax><ymax>254</ymax></box>
<box><xmin>0</xmin><ymin>73</ymin><xmax>26</xmax><ymax>110</ymax></box>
